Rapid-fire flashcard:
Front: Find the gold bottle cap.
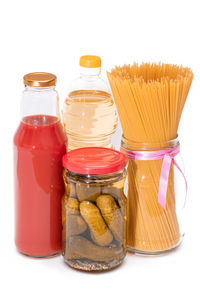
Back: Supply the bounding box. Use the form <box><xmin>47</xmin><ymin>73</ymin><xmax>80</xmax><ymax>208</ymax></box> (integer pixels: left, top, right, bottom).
<box><xmin>23</xmin><ymin>72</ymin><xmax>57</xmax><ymax>87</ymax></box>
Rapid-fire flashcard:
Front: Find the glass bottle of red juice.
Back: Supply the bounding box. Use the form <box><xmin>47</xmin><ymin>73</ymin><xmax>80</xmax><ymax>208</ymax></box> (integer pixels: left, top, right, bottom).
<box><xmin>14</xmin><ymin>72</ymin><xmax>67</xmax><ymax>257</ymax></box>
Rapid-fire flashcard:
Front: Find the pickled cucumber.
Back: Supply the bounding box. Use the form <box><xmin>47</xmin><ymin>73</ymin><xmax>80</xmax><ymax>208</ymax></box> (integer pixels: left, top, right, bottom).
<box><xmin>66</xmin><ymin>215</ymin><xmax>87</xmax><ymax>236</ymax></box>
<box><xmin>76</xmin><ymin>182</ymin><xmax>100</xmax><ymax>202</ymax></box>
<box><xmin>62</xmin><ymin>197</ymin><xmax>79</xmax><ymax>226</ymax></box>
<box><xmin>66</xmin><ymin>198</ymin><xmax>79</xmax><ymax>215</ymax></box>
<box><xmin>62</xmin><ymin>195</ymin><xmax>68</xmax><ymax>225</ymax></box>
<box><xmin>66</xmin><ymin>236</ymin><xmax>124</xmax><ymax>261</ymax></box>
<box><xmin>80</xmin><ymin>201</ymin><xmax>113</xmax><ymax>246</ymax></box>
<box><xmin>96</xmin><ymin>194</ymin><xmax>123</xmax><ymax>242</ymax></box>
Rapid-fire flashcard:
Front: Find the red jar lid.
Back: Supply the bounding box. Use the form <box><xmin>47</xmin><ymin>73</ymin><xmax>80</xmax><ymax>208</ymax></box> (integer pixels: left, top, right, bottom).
<box><xmin>62</xmin><ymin>147</ymin><xmax>127</xmax><ymax>175</ymax></box>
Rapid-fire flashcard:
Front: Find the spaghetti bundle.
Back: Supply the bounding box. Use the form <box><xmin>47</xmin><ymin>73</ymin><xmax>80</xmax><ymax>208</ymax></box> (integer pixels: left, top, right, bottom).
<box><xmin>107</xmin><ymin>63</ymin><xmax>193</xmax><ymax>253</ymax></box>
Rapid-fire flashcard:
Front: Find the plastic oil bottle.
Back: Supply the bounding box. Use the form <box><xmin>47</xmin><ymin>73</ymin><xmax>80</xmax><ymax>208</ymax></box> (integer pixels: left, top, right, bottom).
<box><xmin>62</xmin><ymin>55</ymin><xmax>118</xmax><ymax>150</ymax></box>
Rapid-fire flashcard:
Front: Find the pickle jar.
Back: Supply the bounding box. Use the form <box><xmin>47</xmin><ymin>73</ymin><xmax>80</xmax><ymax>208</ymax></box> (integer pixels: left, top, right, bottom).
<box><xmin>62</xmin><ymin>147</ymin><xmax>127</xmax><ymax>271</ymax></box>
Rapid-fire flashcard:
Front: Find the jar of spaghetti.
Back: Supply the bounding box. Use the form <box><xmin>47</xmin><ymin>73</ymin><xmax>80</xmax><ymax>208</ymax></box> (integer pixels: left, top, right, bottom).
<box><xmin>62</xmin><ymin>147</ymin><xmax>127</xmax><ymax>271</ymax></box>
<box><xmin>121</xmin><ymin>136</ymin><xmax>187</xmax><ymax>255</ymax></box>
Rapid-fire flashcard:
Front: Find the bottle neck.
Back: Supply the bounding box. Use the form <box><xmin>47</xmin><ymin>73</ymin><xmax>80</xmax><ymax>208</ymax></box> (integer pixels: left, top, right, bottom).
<box><xmin>21</xmin><ymin>85</ymin><xmax>59</xmax><ymax>119</ymax></box>
<box><xmin>79</xmin><ymin>67</ymin><xmax>101</xmax><ymax>79</ymax></box>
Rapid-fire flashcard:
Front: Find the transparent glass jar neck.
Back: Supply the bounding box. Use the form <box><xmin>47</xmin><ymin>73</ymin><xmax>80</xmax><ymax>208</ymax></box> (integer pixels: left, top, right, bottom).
<box><xmin>121</xmin><ymin>135</ymin><xmax>179</xmax><ymax>151</ymax></box>
<box><xmin>24</xmin><ymin>85</ymin><xmax>56</xmax><ymax>92</ymax></box>
<box><xmin>65</xmin><ymin>168</ymin><xmax>126</xmax><ymax>184</ymax></box>
<box><xmin>21</xmin><ymin>85</ymin><xmax>59</xmax><ymax>119</ymax></box>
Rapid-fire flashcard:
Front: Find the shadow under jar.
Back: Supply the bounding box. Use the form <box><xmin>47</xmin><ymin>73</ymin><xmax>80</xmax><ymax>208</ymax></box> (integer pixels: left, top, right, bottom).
<box><xmin>62</xmin><ymin>147</ymin><xmax>127</xmax><ymax>271</ymax></box>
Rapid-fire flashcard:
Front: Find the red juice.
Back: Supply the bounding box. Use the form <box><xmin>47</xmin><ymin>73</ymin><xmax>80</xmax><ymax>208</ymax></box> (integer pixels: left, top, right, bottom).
<box><xmin>14</xmin><ymin>115</ymin><xmax>66</xmax><ymax>257</ymax></box>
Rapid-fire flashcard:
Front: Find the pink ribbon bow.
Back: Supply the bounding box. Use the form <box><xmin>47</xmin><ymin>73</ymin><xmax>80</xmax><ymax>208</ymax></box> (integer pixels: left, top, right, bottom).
<box><xmin>121</xmin><ymin>145</ymin><xmax>187</xmax><ymax>210</ymax></box>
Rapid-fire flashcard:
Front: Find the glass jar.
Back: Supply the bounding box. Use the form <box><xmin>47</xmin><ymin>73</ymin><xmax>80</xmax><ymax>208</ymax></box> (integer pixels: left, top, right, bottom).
<box><xmin>14</xmin><ymin>73</ymin><xmax>67</xmax><ymax>257</ymax></box>
<box><xmin>62</xmin><ymin>147</ymin><xmax>127</xmax><ymax>271</ymax></box>
<box><xmin>62</xmin><ymin>55</ymin><xmax>118</xmax><ymax>151</ymax></box>
<box><xmin>121</xmin><ymin>136</ymin><xmax>186</xmax><ymax>255</ymax></box>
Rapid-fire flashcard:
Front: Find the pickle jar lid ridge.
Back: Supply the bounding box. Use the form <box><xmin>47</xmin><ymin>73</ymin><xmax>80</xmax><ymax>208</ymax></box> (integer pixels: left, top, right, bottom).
<box><xmin>62</xmin><ymin>147</ymin><xmax>127</xmax><ymax>175</ymax></box>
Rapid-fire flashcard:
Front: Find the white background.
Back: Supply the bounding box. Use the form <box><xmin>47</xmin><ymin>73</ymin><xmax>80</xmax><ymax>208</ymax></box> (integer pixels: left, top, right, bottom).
<box><xmin>0</xmin><ymin>0</ymin><xmax>199</xmax><ymax>299</ymax></box>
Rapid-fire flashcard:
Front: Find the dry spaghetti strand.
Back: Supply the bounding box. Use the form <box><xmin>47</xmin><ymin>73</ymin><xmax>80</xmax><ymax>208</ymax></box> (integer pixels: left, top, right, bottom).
<box><xmin>107</xmin><ymin>63</ymin><xmax>193</xmax><ymax>252</ymax></box>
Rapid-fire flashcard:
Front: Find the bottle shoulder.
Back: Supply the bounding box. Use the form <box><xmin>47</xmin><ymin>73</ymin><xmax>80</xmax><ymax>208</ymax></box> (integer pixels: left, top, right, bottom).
<box><xmin>14</xmin><ymin>117</ymin><xmax>66</xmax><ymax>150</ymax></box>
<box><xmin>68</xmin><ymin>76</ymin><xmax>110</xmax><ymax>93</ymax></box>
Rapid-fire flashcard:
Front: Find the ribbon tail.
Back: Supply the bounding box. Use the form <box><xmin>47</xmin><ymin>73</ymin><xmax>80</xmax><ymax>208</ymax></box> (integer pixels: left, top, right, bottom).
<box><xmin>158</xmin><ymin>155</ymin><xmax>172</xmax><ymax>210</ymax></box>
<box><xmin>172</xmin><ymin>159</ymin><xmax>188</xmax><ymax>208</ymax></box>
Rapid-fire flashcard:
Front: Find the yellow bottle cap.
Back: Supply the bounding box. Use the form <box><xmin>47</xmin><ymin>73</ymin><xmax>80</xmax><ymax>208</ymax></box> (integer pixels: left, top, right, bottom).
<box><xmin>79</xmin><ymin>55</ymin><xmax>101</xmax><ymax>68</ymax></box>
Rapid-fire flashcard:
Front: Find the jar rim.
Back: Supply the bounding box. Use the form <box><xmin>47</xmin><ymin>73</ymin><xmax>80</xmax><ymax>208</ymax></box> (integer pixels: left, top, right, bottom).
<box><xmin>121</xmin><ymin>135</ymin><xmax>179</xmax><ymax>151</ymax></box>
